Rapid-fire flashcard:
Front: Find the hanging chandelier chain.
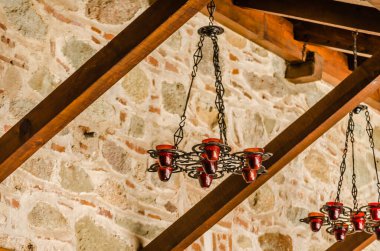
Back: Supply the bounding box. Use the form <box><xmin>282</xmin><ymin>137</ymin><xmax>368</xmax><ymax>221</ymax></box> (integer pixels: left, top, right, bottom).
<box><xmin>211</xmin><ymin>34</ymin><xmax>228</xmax><ymax>145</ymax></box>
<box><xmin>349</xmin><ymin>115</ymin><xmax>358</xmax><ymax>211</ymax></box>
<box><xmin>353</xmin><ymin>30</ymin><xmax>359</xmax><ymax>70</ymax></box>
<box><xmin>335</xmin><ymin>112</ymin><xmax>354</xmax><ymax>202</ymax></box>
<box><xmin>173</xmin><ymin>34</ymin><xmax>206</xmax><ymax>148</ymax></box>
<box><xmin>364</xmin><ymin>108</ymin><xmax>380</xmax><ymax>202</ymax></box>
<box><xmin>207</xmin><ymin>0</ymin><xmax>216</xmax><ymax>26</ymax></box>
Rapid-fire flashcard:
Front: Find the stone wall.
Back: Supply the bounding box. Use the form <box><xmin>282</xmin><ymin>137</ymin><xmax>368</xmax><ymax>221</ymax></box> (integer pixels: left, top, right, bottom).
<box><xmin>0</xmin><ymin>1</ymin><xmax>379</xmax><ymax>250</ymax></box>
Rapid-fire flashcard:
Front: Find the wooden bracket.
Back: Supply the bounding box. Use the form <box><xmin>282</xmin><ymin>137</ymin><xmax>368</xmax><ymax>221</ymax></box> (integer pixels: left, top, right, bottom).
<box><xmin>285</xmin><ymin>51</ymin><xmax>323</xmax><ymax>84</ymax></box>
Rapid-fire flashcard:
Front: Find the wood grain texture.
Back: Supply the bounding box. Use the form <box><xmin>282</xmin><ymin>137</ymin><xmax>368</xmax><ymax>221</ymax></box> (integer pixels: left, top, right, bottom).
<box><xmin>234</xmin><ymin>0</ymin><xmax>380</xmax><ymax>36</ymax></box>
<box><xmin>210</xmin><ymin>0</ymin><xmax>380</xmax><ymax>107</ymax></box>
<box><xmin>326</xmin><ymin>232</ymin><xmax>376</xmax><ymax>251</ymax></box>
<box><xmin>0</xmin><ymin>0</ymin><xmax>209</xmax><ymax>182</ymax></box>
<box><xmin>143</xmin><ymin>53</ymin><xmax>380</xmax><ymax>251</ymax></box>
<box><xmin>211</xmin><ymin>0</ymin><xmax>350</xmax><ymax>85</ymax></box>
<box><xmin>293</xmin><ymin>21</ymin><xmax>380</xmax><ymax>58</ymax></box>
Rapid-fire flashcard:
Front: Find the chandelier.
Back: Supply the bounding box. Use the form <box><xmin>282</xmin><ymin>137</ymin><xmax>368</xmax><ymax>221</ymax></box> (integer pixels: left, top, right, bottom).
<box><xmin>147</xmin><ymin>0</ymin><xmax>272</xmax><ymax>188</ymax></box>
<box><xmin>300</xmin><ymin>104</ymin><xmax>380</xmax><ymax>242</ymax></box>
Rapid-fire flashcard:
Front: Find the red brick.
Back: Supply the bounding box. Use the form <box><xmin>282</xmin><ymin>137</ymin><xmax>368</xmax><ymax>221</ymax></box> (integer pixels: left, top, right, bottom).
<box><xmin>51</xmin><ymin>143</ymin><xmax>65</xmax><ymax>153</ymax></box>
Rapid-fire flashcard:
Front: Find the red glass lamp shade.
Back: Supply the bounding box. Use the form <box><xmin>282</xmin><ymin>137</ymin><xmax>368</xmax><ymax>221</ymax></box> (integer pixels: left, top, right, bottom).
<box><xmin>368</xmin><ymin>202</ymin><xmax>380</xmax><ymax>221</ymax></box>
<box><xmin>242</xmin><ymin>167</ymin><xmax>258</xmax><ymax>183</ymax></box>
<box><xmin>156</xmin><ymin>145</ymin><xmax>176</xmax><ymax>167</ymax></box>
<box><xmin>202</xmin><ymin>138</ymin><xmax>222</xmax><ymax>161</ymax></box>
<box><xmin>244</xmin><ymin>148</ymin><xmax>264</xmax><ymax>170</ymax></box>
<box><xmin>158</xmin><ymin>166</ymin><xmax>173</xmax><ymax>182</ymax></box>
<box><xmin>350</xmin><ymin>212</ymin><xmax>366</xmax><ymax>232</ymax></box>
<box><xmin>325</xmin><ymin>202</ymin><xmax>343</xmax><ymax>221</ymax></box>
<box><xmin>333</xmin><ymin>223</ymin><xmax>349</xmax><ymax>242</ymax></box>
<box><xmin>201</xmin><ymin>153</ymin><xmax>217</xmax><ymax>174</ymax></box>
<box><xmin>198</xmin><ymin>169</ymin><xmax>213</xmax><ymax>188</ymax></box>
<box><xmin>308</xmin><ymin>212</ymin><xmax>324</xmax><ymax>232</ymax></box>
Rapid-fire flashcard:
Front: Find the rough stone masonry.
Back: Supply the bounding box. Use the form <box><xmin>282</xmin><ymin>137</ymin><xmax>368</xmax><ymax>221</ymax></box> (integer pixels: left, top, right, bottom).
<box><xmin>0</xmin><ymin>0</ymin><xmax>380</xmax><ymax>250</ymax></box>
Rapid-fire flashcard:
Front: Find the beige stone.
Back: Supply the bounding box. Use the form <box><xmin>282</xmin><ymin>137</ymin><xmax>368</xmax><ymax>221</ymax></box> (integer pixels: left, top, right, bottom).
<box><xmin>102</xmin><ymin>140</ymin><xmax>130</xmax><ymax>174</ymax></box>
<box><xmin>28</xmin><ymin>67</ymin><xmax>57</xmax><ymax>97</ymax></box>
<box><xmin>22</xmin><ymin>157</ymin><xmax>53</xmax><ymax>180</ymax></box>
<box><xmin>237</xmin><ymin>235</ymin><xmax>252</xmax><ymax>249</ymax></box>
<box><xmin>161</xmin><ymin>82</ymin><xmax>186</xmax><ymax>115</ymax></box>
<box><xmin>304</xmin><ymin>150</ymin><xmax>330</xmax><ymax>183</ymax></box>
<box><xmin>59</xmin><ymin>165</ymin><xmax>93</xmax><ymax>192</ymax></box>
<box><xmin>286</xmin><ymin>206</ymin><xmax>309</xmax><ymax>224</ymax></box>
<box><xmin>166</xmin><ymin>31</ymin><xmax>182</xmax><ymax>51</ymax></box>
<box><xmin>128</xmin><ymin>115</ymin><xmax>145</xmax><ymax>138</ymax></box>
<box><xmin>97</xmin><ymin>179</ymin><xmax>130</xmax><ymax>210</ymax></box>
<box><xmin>49</xmin><ymin>0</ymin><xmax>78</xmax><ymax>11</ymax></box>
<box><xmin>2</xmin><ymin>67</ymin><xmax>22</xmax><ymax>97</ymax></box>
<box><xmin>9</xmin><ymin>99</ymin><xmax>38</xmax><ymax>120</ymax></box>
<box><xmin>75</xmin><ymin>216</ymin><xmax>131</xmax><ymax>251</ymax></box>
<box><xmin>248</xmin><ymin>185</ymin><xmax>275</xmax><ymax>213</ymax></box>
<box><xmin>258</xmin><ymin>233</ymin><xmax>293</xmax><ymax>251</ymax></box>
<box><xmin>115</xmin><ymin>216</ymin><xmax>164</xmax><ymax>240</ymax></box>
<box><xmin>122</xmin><ymin>66</ymin><xmax>149</xmax><ymax>103</ymax></box>
<box><xmin>0</xmin><ymin>0</ymin><xmax>47</xmax><ymax>39</ymax></box>
<box><xmin>28</xmin><ymin>202</ymin><xmax>68</xmax><ymax>230</ymax></box>
<box><xmin>86</xmin><ymin>0</ymin><xmax>140</xmax><ymax>24</ymax></box>
<box><xmin>62</xmin><ymin>39</ymin><xmax>96</xmax><ymax>69</ymax></box>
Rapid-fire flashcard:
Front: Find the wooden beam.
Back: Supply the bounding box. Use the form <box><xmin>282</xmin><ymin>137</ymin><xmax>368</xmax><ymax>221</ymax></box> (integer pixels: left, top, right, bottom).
<box><xmin>0</xmin><ymin>0</ymin><xmax>209</xmax><ymax>182</ymax></box>
<box><xmin>368</xmin><ymin>0</ymin><xmax>380</xmax><ymax>11</ymax></box>
<box><xmin>211</xmin><ymin>0</ymin><xmax>351</xmax><ymax>85</ymax></box>
<box><xmin>143</xmin><ymin>53</ymin><xmax>380</xmax><ymax>251</ymax></box>
<box><xmin>233</xmin><ymin>0</ymin><xmax>380</xmax><ymax>36</ymax></box>
<box><xmin>211</xmin><ymin>0</ymin><xmax>380</xmax><ymax>107</ymax></box>
<box><xmin>326</xmin><ymin>232</ymin><xmax>376</xmax><ymax>251</ymax></box>
<box><xmin>292</xmin><ymin>21</ymin><xmax>380</xmax><ymax>58</ymax></box>
<box><xmin>285</xmin><ymin>51</ymin><xmax>324</xmax><ymax>84</ymax></box>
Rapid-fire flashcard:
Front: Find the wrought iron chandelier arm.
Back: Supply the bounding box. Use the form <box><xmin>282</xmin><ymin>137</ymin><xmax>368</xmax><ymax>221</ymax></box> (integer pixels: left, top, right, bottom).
<box><xmin>173</xmin><ymin>34</ymin><xmax>206</xmax><ymax>148</ymax></box>
<box><xmin>364</xmin><ymin>107</ymin><xmax>380</xmax><ymax>202</ymax></box>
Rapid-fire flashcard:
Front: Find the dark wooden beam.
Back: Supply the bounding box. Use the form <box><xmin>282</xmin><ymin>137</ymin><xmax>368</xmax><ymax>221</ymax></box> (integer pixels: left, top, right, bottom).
<box><xmin>233</xmin><ymin>0</ymin><xmax>380</xmax><ymax>36</ymax></box>
<box><xmin>326</xmin><ymin>232</ymin><xmax>376</xmax><ymax>251</ymax></box>
<box><xmin>0</xmin><ymin>0</ymin><xmax>209</xmax><ymax>182</ymax></box>
<box><xmin>143</xmin><ymin>53</ymin><xmax>380</xmax><ymax>251</ymax></box>
<box><xmin>211</xmin><ymin>0</ymin><xmax>380</xmax><ymax>107</ymax></box>
<box><xmin>292</xmin><ymin>21</ymin><xmax>380</xmax><ymax>57</ymax></box>
<box><xmin>285</xmin><ymin>51</ymin><xmax>324</xmax><ymax>84</ymax></box>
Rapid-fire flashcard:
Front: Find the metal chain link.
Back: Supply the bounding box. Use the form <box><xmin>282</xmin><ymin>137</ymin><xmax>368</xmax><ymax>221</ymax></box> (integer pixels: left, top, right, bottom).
<box><xmin>173</xmin><ymin>35</ymin><xmax>205</xmax><ymax>148</ymax></box>
<box><xmin>207</xmin><ymin>0</ymin><xmax>216</xmax><ymax>26</ymax></box>
<box><xmin>335</xmin><ymin>112</ymin><xmax>354</xmax><ymax>202</ymax></box>
<box><xmin>353</xmin><ymin>31</ymin><xmax>358</xmax><ymax>70</ymax></box>
<box><xmin>350</xmin><ymin>115</ymin><xmax>358</xmax><ymax>211</ymax></box>
<box><xmin>210</xmin><ymin>34</ymin><xmax>228</xmax><ymax>145</ymax></box>
<box><xmin>364</xmin><ymin>108</ymin><xmax>380</xmax><ymax>202</ymax></box>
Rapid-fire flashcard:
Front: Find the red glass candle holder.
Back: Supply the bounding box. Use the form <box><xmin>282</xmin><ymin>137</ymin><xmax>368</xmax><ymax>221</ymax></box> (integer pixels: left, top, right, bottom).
<box><xmin>368</xmin><ymin>202</ymin><xmax>380</xmax><ymax>221</ymax></box>
<box><xmin>325</xmin><ymin>202</ymin><xmax>343</xmax><ymax>221</ymax></box>
<box><xmin>308</xmin><ymin>212</ymin><xmax>324</xmax><ymax>232</ymax></box>
<box><xmin>158</xmin><ymin>166</ymin><xmax>173</xmax><ymax>182</ymax></box>
<box><xmin>351</xmin><ymin>212</ymin><xmax>366</xmax><ymax>232</ymax></box>
<box><xmin>201</xmin><ymin>153</ymin><xmax>218</xmax><ymax>174</ymax></box>
<box><xmin>333</xmin><ymin>223</ymin><xmax>348</xmax><ymax>242</ymax></box>
<box><xmin>244</xmin><ymin>148</ymin><xmax>264</xmax><ymax>170</ymax></box>
<box><xmin>374</xmin><ymin>225</ymin><xmax>380</xmax><ymax>240</ymax></box>
<box><xmin>156</xmin><ymin>145</ymin><xmax>176</xmax><ymax>167</ymax></box>
<box><xmin>202</xmin><ymin>138</ymin><xmax>222</xmax><ymax>161</ymax></box>
<box><xmin>198</xmin><ymin>170</ymin><xmax>213</xmax><ymax>188</ymax></box>
<box><xmin>242</xmin><ymin>167</ymin><xmax>258</xmax><ymax>183</ymax></box>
